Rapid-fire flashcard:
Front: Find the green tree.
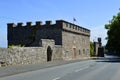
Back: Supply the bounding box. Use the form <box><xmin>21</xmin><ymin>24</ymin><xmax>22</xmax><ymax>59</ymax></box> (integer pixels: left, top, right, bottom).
<box><xmin>90</xmin><ymin>42</ymin><xmax>95</xmax><ymax>56</ymax></box>
<box><xmin>105</xmin><ymin>12</ymin><xmax>120</xmax><ymax>56</ymax></box>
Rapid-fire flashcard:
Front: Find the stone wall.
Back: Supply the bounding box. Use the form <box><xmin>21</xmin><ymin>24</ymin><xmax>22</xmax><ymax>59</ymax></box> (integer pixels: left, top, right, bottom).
<box><xmin>62</xmin><ymin>30</ymin><xmax>90</xmax><ymax>60</ymax></box>
<box><xmin>0</xmin><ymin>47</ymin><xmax>45</xmax><ymax>66</ymax></box>
<box><xmin>34</xmin><ymin>25</ymin><xmax>62</xmax><ymax>46</ymax></box>
<box><xmin>61</xmin><ymin>20</ymin><xmax>90</xmax><ymax>60</ymax></box>
<box><xmin>7</xmin><ymin>21</ymin><xmax>63</xmax><ymax>47</ymax></box>
<box><xmin>53</xmin><ymin>45</ymin><xmax>62</xmax><ymax>60</ymax></box>
<box><xmin>0</xmin><ymin>39</ymin><xmax>63</xmax><ymax>66</ymax></box>
<box><xmin>8</xmin><ymin>24</ymin><xmax>36</xmax><ymax>46</ymax></box>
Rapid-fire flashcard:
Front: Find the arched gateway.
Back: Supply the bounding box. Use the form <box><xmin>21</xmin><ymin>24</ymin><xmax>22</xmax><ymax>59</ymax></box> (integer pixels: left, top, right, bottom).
<box><xmin>47</xmin><ymin>46</ymin><xmax>52</xmax><ymax>61</ymax></box>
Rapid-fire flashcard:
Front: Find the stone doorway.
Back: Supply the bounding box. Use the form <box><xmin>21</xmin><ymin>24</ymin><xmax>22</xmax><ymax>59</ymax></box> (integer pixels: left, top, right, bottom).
<box><xmin>47</xmin><ymin>46</ymin><xmax>52</xmax><ymax>61</ymax></box>
<box><xmin>73</xmin><ymin>48</ymin><xmax>77</xmax><ymax>58</ymax></box>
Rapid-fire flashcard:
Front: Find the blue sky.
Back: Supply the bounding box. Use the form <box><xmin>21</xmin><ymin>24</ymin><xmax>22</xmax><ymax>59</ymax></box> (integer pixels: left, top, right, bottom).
<box><xmin>0</xmin><ymin>0</ymin><xmax>120</xmax><ymax>48</ymax></box>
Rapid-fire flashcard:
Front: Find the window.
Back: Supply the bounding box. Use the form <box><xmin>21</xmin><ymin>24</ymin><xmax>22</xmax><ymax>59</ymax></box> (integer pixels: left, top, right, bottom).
<box><xmin>79</xmin><ymin>50</ymin><xmax>81</xmax><ymax>55</ymax></box>
<box><xmin>73</xmin><ymin>36</ymin><xmax>76</xmax><ymax>44</ymax></box>
<box><xmin>82</xmin><ymin>37</ymin><xmax>85</xmax><ymax>43</ymax></box>
<box><xmin>87</xmin><ymin>49</ymin><xmax>89</xmax><ymax>54</ymax></box>
<box><xmin>83</xmin><ymin>49</ymin><xmax>85</xmax><ymax>54</ymax></box>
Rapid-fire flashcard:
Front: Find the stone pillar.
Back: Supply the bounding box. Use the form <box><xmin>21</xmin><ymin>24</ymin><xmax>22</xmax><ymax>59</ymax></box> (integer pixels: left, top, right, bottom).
<box><xmin>97</xmin><ymin>37</ymin><xmax>104</xmax><ymax>57</ymax></box>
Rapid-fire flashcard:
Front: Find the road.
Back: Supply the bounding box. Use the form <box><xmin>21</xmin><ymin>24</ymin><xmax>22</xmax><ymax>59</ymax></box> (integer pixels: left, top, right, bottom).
<box><xmin>0</xmin><ymin>58</ymin><xmax>120</xmax><ymax>80</ymax></box>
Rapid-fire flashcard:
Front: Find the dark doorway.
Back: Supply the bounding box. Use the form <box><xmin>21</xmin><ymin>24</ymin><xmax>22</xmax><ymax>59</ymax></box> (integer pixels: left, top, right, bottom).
<box><xmin>47</xmin><ymin>46</ymin><xmax>52</xmax><ymax>61</ymax></box>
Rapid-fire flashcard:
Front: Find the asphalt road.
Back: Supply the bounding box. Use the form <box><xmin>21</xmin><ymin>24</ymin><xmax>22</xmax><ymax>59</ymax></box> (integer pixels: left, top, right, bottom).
<box><xmin>0</xmin><ymin>57</ymin><xmax>120</xmax><ymax>80</ymax></box>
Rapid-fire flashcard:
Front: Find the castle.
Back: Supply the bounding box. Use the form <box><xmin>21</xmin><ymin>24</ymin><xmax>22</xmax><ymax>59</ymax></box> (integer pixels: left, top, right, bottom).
<box><xmin>0</xmin><ymin>20</ymin><xmax>90</xmax><ymax>66</ymax></box>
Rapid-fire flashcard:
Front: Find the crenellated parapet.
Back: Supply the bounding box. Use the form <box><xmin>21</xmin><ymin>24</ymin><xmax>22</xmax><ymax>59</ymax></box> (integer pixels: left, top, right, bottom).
<box><xmin>7</xmin><ymin>23</ymin><xmax>16</xmax><ymax>27</ymax></box>
<box><xmin>7</xmin><ymin>21</ymin><xmax>43</xmax><ymax>27</ymax></box>
<box><xmin>56</xmin><ymin>20</ymin><xmax>90</xmax><ymax>36</ymax></box>
<box><xmin>36</xmin><ymin>21</ymin><xmax>42</xmax><ymax>26</ymax></box>
<box><xmin>7</xmin><ymin>20</ymin><xmax>90</xmax><ymax>36</ymax></box>
<box><xmin>45</xmin><ymin>21</ymin><xmax>52</xmax><ymax>25</ymax></box>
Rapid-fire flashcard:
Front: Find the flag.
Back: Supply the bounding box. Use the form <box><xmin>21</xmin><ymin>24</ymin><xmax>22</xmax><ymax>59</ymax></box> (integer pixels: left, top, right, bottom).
<box><xmin>73</xmin><ymin>18</ymin><xmax>77</xmax><ymax>22</ymax></box>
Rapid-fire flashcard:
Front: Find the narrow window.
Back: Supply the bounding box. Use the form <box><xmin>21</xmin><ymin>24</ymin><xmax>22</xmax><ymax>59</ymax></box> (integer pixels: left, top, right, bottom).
<box><xmin>79</xmin><ymin>50</ymin><xmax>81</xmax><ymax>55</ymax></box>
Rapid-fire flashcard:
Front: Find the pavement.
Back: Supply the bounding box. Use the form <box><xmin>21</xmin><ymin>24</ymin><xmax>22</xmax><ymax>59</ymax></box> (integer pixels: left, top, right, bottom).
<box><xmin>0</xmin><ymin>58</ymin><xmax>92</xmax><ymax>77</ymax></box>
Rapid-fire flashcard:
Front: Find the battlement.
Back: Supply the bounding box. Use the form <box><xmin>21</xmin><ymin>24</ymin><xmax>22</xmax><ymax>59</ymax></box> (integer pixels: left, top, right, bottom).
<box><xmin>7</xmin><ymin>21</ymin><xmax>43</xmax><ymax>27</ymax></box>
<box><xmin>46</xmin><ymin>21</ymin><xmax>52</xmax><ymax>25</ymax></box>
<box><xmin>17</xmin><ymin>23</ymin><xmax>23</xmax><ymax>27</ymax></box>
<box><xmin>7</xmin><ymin>23</ymin><xmax>16</xmax><ymax>27</ymax></box>
<box><xmin>56</xmin><ymin>20</ymin><xmax>90</xmax><ymax>36</ymax></box>
<box><xmin>7</xmin><ymin>20</ymin><xmax>90</xmax><ymax>36</ymax></box>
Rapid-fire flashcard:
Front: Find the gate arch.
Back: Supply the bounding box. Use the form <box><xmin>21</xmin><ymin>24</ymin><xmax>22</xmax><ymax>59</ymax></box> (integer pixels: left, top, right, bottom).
<box><xmin>47</xmin><ymin>46</ymin><xmax>52</xmax><ymax>61</ymax></box>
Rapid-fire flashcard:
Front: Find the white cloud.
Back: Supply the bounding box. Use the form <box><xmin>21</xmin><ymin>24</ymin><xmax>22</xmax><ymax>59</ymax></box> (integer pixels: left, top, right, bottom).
<box><xmin>90</xmin><ymin>25</ymin><xmax>107</xmax><ymax>46</ymax></box>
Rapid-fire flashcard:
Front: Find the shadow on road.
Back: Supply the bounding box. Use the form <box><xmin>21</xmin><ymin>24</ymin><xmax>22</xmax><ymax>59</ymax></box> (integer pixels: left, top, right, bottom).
<box><xmin>96</xmin><ymin>58</ymin><xmax>120</xmax><ymax>63</ymax></box>
<box><xmin>95</xmin><ymin>56</ymin><xmax>120</xmax><ymax>63</ymax></box>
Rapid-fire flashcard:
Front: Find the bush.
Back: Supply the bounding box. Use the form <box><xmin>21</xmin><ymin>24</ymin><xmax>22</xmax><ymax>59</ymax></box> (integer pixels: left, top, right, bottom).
<box><xmin>8</xmin><ymin>45</ymin><xmax>24</xmax><ymax>48</ymax></box>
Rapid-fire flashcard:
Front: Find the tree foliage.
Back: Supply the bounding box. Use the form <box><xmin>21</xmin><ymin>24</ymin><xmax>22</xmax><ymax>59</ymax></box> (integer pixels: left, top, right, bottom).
<box><xmin>8</xmin><ymin>45</ymin><xmax>24</xmax><ymax>48</ymax></box>
<box><xmin>105</xmin><ymin>12</ymin><xmax>120</xmax><ymax>55</ymax></box>
<box><xmin>90</xmin><ymin>42</ymin><xmax>95</xmax><ymax>56</ymax></box>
